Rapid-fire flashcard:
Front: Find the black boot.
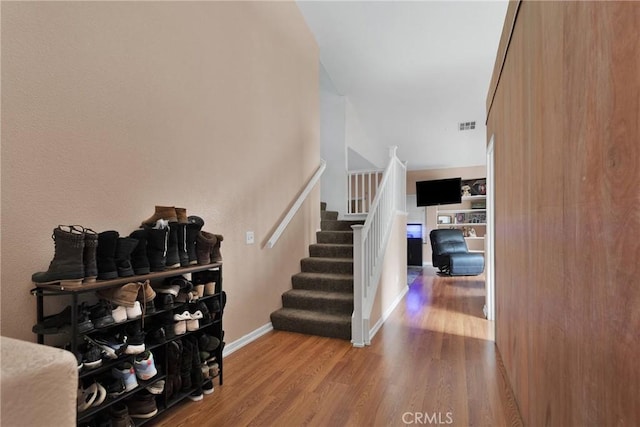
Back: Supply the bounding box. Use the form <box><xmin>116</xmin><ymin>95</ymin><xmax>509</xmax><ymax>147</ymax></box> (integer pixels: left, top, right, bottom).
<box><xmin>146</xmin><ymin>228</ymin><xmax>168</xmax><ymax>272</ymax></box>
<box><xmin>116</xmin><ymin>237</ymin><xmax>138</xmax><ymax>277</ymax></box>
<box><xmin>32</xmin><ymin>226</ymin><xmax>85</xmax><ymax>286</ymax></box>
<box><xmin>81</xmin><ymin>227</ymin><xmax>98</xmax><ymax>283</ymax></box>
<box><xmin>129</xmin><ymin>229</ymin><xmax>150</xmax><ymax>275</ymax></box>
<box><xmin>97</xmin><ymin>231</ymin><xmax>119</xmax><ymax>280</ymax></box>
<box><xmin>186</xmin><ymin>216</ymin><xmax>204</xmax><ymax>265</ymax></box>
<box><xmin>180</xmin><ymin>338</ymin><xmax>193</xmax><ymax>391</ymax></box>
<box><xmin>166</xmin><ymin>223</ymin><xmax>181</xmax><ymax>269</ymax></box>
<box><xmin>176</xmin><ymin>223</ymin><xmax>190</xmax><ymax>267</ymax></box>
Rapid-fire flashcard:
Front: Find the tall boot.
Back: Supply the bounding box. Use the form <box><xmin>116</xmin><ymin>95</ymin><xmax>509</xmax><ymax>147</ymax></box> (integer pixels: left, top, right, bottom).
<box><xmin>196</xmin><ymin>231</ymin><xmax>217</xmax><ymax>265</ymax></box>
<box><xmin>97</xmin><ymin>231</ymin><xmax>119</xmax><ymax>280</ymax></box>
<box><xmin>175</xmin><ymin>208</ymin><xmax>189</xmax><ymax>267</ymax></box>
<box><xmin>116</xmin><ymin>237</ymin><xmax>139</xmax><ymax>277</ymax></box>
<box><xmin>32</xmin><ymin>225</ymin><xmax>85</xmax><ymax>286</ymax></box>
<box><xmin>141</xmin><ymin>205</ymin><xmax>177</xmax><ymax>227</ymax></box>
<box><xmin>129</xmin><ymin>229</ymin><xmax>150</xmax><ymax>275</ymax></box>
<box><xmin>166</xmin><ymin>223</ymin><xmax>181</xmax><ymax>269</ymax></box>
<box><xmin>210</xmin><ymin>234</ymin><xmax>224</xmax><ymax>263</ymax></box>
<box><xmin>186</xmin><ymin>216</ymin><xmax>204</xmax><ymax>265</ymax></box>
<box><xmin>81</xmin><ymin>227</ymin><xmax>98</xmax><ymax>283</ymax></box>
<box><xmin>146</xmin><ymin>228</ymin><xmax>168</xmax><ymax>272</ymax></box>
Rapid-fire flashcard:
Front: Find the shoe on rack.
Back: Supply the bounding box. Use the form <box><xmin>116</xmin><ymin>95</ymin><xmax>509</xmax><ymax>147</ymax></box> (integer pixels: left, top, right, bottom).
<box><xmin>88</xmin><ymin>333</ymin><xmax>127</xmax><ymax>359</ymax></box>
<box><xmin>186</xmin><ymin>318</ymin><xmax>200</xmax><ymax>332</ymax></box>
<box><xmin>188</xmin><ymin>302</ymin><xmax>203</xmax><ymax>320</ymax></box>
<box><xmin>110</xmin><ymin>402</ymin><xmax>135</xmax><ymax>427</ymax></box>
<box><xmin>112</xmin><ymin>362</ymin><xmax>139</xmax><ymax>392</ymax></box>
<box><xmin>134</xmin><ymin>350</ymin><xmax>158</xmax><ymax>381</ymax></box>
<box><xmin>188</xmin><ymin>389</ymin><xmax>204</xmax><ymax>402</ymax></box>
<box><xmin>126</xmin><ymin>391</ymin><xmax>158</xmax><ymax>419</ymax></box>
<box><xmin>124</xmin><ymin>322</ymin><xmax>146</xmax><ymax>355</ymax></box>
<box><xmin>115</xmin><ymin>237</ymin><xmax>139</xmax><ymax>278</ymax></box>
<box><xmin>92</xmin><ymin>382</ymin><xmax>107</xmax><ymax>407</ymax></box>
<box><xmin>196</xmin><ymin>231</ymin><xmax>217</xmax><ymax>265</ymax></box>
<box><xmin>32</xmin><ymin>304</ymin><xmax>93</xmax><ymax>335</ymax></box>
<box><xmin>141</xmin><ymin>205</ymin><xmax>178</xmax><ymax>227</ymax></box>
<box><xmin>81</xmin><ymin>341</ymin><xmax>103</xmax><ymax>370</ymax></box>
<box><xmin>129</xmin><ymin>228</ymin><xmax>151</xmax><ymax>275</ymax></box>
<box><xmin>174</xmin><ymin>320</ymin><xmax>186</xmax><ymax>336</ymax></box>
<box><xmin>202</xmin><ymin>379</ymin><xmax>215</xmax><ymax>395</ymax></box>
<box><xmin>138</xmin><ymin>280</ymin><xmax>156</xmax><ymax>308</ymax></box>
<box><xmin>196</xmin><ymin>301</ymin><xmax>211</xmax><ymax>325</ymax></box>
<box><xmin>90</xmin><ymin>300</ymin><xmax>115</xmax><ymax>329</ymax></box>
<box><xmin>81</xmin><ymin>226</ymin><xmax>99</xmax><ymax>284</ymax></box>
<box><xmin>204</xmin><ymin>281</ymin><xmax>216</xmax><ymax>296</ymax></box>
<box><xmin>198</xmin><ymin>334</ymin><xmax>221</xmax><ymax>353</ymax></box>
<box><xmin>210</xmin><ymin>234</ymin><xmax>224</xmax><ymax>263</ymax></box>
<box><xmin>146</xmin><ymin>379</ymin><xmax>165</xmax><ymax>395</ymax></box>
<box><xmin>96</xmin><ymin>230</ymin><xmax>120</xmax><ymax>280</ymax></box>
<box><xmin>173</xmin><ymin>307</ymin><xmax>191</xmax><ymax>321</ymax></box>
<box><xmin>98</xmin><ymin>374</ymin><xmax>126</xmax><ymax>397</ymax></box>
<box><xmin>32</xmin><ymin>225</ymin><xmax>85</xmax><ymax>286</ymax></box>
<box><xmin>126</xmin><ymin>300</ymin><xmax>142</xmax><ymax>320</ymax></box>
<box><xmin>77</xmin><ymin>382</ymin><xmax>98</xmax><ymax>412</ymax></box>
<box><xmin>97</xmin><ymin>282</ymin><xmax>141</xmax><ymax>308</ymax></box>
<box><xmin>112</xmin><ymin>305</ymin><xmax>128</xmax><ymax>324</ymax></box>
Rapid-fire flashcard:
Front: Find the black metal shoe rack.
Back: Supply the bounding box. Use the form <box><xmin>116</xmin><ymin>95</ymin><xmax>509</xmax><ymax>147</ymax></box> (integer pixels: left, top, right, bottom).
<box><xmin>31</xmin><ymin>263</ymin><xmax>225</xmax><ymax>426</ymax></box>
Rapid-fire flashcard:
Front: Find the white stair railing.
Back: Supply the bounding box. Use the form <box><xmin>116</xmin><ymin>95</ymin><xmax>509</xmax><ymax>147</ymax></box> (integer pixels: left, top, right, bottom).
<box><xmin>351</xmin><ymin>146</ymin><xmax>406</xmax><ymax>347</ymax></box>
<box><xmin>267</xmin><ymin>159</ymin><xmax>326</xmax><ymax>249</ymax></box>
<box><xmin>347</xmin><ymin>169</ymin><xmax>384</xmax><ymax>215</ymax></box>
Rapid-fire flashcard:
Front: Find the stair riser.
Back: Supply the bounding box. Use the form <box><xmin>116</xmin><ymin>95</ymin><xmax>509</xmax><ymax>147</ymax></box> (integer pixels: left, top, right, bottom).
<box><xmin>301</xmin><ymin>259</ymin><xmax>353</xmax><ymax>275</ymax></box>
<box><xmin>316</xmin><ymin>231</ymin><xmax>353</xmax><ymax>244</ymax></box>
<box><xmin>292</xmin><ymin>275</ymin><xmax>353</xmax><ymax>293</ymax></box>
<box><xmin>309</xmin><ymin>244</ymin><xmax>353</xmax><ymax>258</ymax></box>
<box><xmin>282</xmin><ymin>293</ymin><xmax>353</xmax><ymax>314</ymax></box>
<box><xmin>321</xmin><ymin>211</ymin><xmax>338</xmax><ymax>221</ymax></box>
<box><xmin>271</xmin><ymin>314</ymin><xmax>351</xmax><ymax>340</ymax></box>
<box><xmin>320</xmin><ymin>220</ymin><xmax>364</xmax><ymax>231</ymax></box>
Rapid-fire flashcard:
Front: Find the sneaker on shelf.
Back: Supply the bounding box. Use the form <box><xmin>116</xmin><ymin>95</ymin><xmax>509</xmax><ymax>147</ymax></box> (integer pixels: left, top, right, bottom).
<box><xmin>86</xmin><ymin>334</ymin><xmax>125</xmax><ymax>360</ymax></box>
<box><xmin>126</xmin><ymin>391</ymin><xmax>158</xmax><ymax>419</ymax></box>
<box><xmin>98</xmin><ymin>375</ymin><xmax>126</xmax><ymax>397</ymax></box>
<box><xmin>186</xmin><ymin>318</ymin><xmax>200</xmax><ymax>332</ymax></box>
<box><xmin>111</xmin><ymin>305</ymin><xmax>128</xmax><ymax>324</ymax></box>
<box><xmin>81</xmin><ymin>341</ymin><xmax>103</xmax><ymax>370</ymax></box>
<box><xmin>174</xmin><ymin>320</ymin><xmax>186</xmax><ymax>336</ymax></box>
<box><xmin>126</xmin><ymin>300</ymin><xmax>142</xmax><ymax>320</ymax></box>
<box><xmin>89</xmin><ymin>300</ymin><xmax>115</xmax><ymax>329</ymax></box>
<box><xmin>173</xmin><ymin>307</ymin><xmax>191</xmax><ymax>321</ymax></box>
<box><xmin>124</xmin><ymin>322</ymin><xmax>146</xmax><ymax>355</ymax></box>
<box><xmin>145</xmin><ymin>379</ymin><xmax>165</xmax><ymax>395</ymax></box>
<box><xmin>77</xmin><ymin>382</ymin><xmax>98</xmax><ymax>412</ymax></box>
<box><xmin>187</xmin><ymin>302</ymin><xmax>203</xmax><ymax>320</ymax></box>
<box><xmin>112</xmin><ymin>362</ymin><xmax>139</xmax><ymax>392</ymax></box>
<box><xmin>208</xmin><ymin>360</ymin><xmax>220</xmax><ymax>378</ymax></box>
<box><xmin>32</xmin><ymin>306</ymin><xmax>73</xmax><ymax>335</ymax></box>
<box><xmin>92</xmin><ymin>382</ymin><xmax>107</xmax><ymax>407</ymax></box>
<box><xmin>202</xmin><ymin>379</ymin><xmax>215</xmax><ymax>395</ymax></box>
<box><xmin>188</xmin><ymin>388</ymin><xmax>204</xmax><ymax>402</ymax></box>
<box><xmin>77</xmin><ymin>302</ymin><xmax>95</xmax><ymax>334</ymax></box>
<box><xmin>109</xmin><ymin>402</ymin><xmax>134</xmax><ymax>427</ymax></box>
<box><xmin>134</xmin><ymin>350</ymin><xmax>158</xmax><ymax>381</ymax></box>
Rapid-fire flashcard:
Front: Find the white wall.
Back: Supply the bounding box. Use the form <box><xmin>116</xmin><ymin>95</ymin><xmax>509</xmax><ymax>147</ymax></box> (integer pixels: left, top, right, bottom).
<box><xmin>319</xmin><ymin>63</ymin><xmax>347</xmax><ymax>215</ymax></box>
<box><xmin>345</xmin><ymin>99</ymin><xmax>385</xmax><ymax>169</ymax></box>
<box><xmin>1</xmin><ymin>1</ymin><xmax>320</xmax><ymax>343</ymax></box>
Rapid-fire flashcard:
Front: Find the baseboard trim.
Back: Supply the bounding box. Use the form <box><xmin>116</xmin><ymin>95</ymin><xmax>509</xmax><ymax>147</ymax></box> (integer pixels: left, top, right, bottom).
<box><xmin>222</xmin><ymin>322</ymin><xmax>273</xmax><ymax>357</ymax></box>
<box><xmin>368</xmin><ymin>285</ymin><xmax>409</xmax><ymax>341</ymax></box>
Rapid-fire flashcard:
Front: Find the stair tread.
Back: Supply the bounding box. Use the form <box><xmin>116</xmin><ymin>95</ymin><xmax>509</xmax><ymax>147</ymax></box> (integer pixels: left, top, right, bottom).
<box><xmin>284</xmin><ymin>289</ymin><xmax>353</xmax><ymax>299</ymax></box>
<box><xmin>294</xmin><ymin>272</ymin><xmax>353</xmax><ymax>280</ymax></box>
<box><xmin>302</xmin><ymin>257</ymin><xmax>353</xmax><ymax>262</ymax></box>
<box><xmin>272</xmin><ymin>308</ymin><xmax>351</xmax><ymax>322</ymax></box>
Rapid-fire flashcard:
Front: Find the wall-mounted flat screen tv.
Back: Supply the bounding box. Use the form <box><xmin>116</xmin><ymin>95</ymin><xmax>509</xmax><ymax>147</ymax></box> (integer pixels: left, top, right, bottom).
<box><xmin>416</xmin><ymin>177</ymin><xmax>462</xmax><ymax>206</ymax></box>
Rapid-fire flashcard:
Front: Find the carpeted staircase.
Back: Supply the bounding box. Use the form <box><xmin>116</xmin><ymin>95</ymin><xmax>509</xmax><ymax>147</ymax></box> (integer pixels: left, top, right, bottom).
<box><xmin>270</xmin><ymin>203</ymin><xmax>364</xmax><ymax>340</ymax></box>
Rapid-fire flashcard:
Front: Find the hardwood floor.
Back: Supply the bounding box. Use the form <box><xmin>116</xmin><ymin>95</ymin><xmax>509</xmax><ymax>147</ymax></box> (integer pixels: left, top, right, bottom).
<box><xmin>153</xmin><ymin>267</ymin><xmax>522</xmax><ymax>427</ymax></box>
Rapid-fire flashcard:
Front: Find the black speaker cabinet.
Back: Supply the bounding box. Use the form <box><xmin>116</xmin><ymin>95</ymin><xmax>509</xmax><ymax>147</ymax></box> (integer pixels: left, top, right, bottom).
<box><xmin>407</xmin><ymin>237</ymin><xmax>423</xmax><ymax>266</ymax></box>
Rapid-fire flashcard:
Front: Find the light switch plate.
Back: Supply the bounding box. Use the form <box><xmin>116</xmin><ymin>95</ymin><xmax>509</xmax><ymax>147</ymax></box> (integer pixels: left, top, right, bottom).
<box><xmin>246</xmin><ymin>231</ymin><xmax>255</xmax><ymax>245</ymax></box>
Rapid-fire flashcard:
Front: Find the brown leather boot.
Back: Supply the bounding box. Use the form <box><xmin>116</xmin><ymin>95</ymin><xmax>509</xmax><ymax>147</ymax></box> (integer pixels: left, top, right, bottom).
<box><xmin>210</xmin><ymin>234</ymin><xmax>224</xmax><ymax>262</ymax></box>
<box><xmin>196</xmin><ymin>231</ymin><xmax>217</xmax><ymax>265</ymax></box>
<box><xmin>141</xmin><ymin>206</ymin><xmax>178</xmax><ymax>227</ymax></box>
<box><xmin>175</xmin><ymin>207</ymin><xmax>188</xmax><ymax>224</ymax></box>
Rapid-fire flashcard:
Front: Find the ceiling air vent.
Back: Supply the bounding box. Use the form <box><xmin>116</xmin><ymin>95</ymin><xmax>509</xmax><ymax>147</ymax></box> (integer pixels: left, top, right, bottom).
<box><xmin>459</xmin><ymin>121</ymin><xmax>476</xmax><ymax>131</ymax></box>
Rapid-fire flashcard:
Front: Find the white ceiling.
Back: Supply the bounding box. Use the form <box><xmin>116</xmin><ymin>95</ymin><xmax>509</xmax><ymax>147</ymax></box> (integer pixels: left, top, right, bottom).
<box><xmin>296</xmin><ymin>1</ymin><xmax>508</xmax><ymax>171</ymax></box>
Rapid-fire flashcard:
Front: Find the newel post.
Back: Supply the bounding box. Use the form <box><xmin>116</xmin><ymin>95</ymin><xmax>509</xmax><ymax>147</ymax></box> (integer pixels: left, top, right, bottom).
<box><xmin>351</xmin><ymin>224</ymin><xmax>365</xmax><ymax>347</ymax></box>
